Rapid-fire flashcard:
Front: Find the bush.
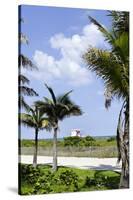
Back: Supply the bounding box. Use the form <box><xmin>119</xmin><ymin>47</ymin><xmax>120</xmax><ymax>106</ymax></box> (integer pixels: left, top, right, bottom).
<box><xmin>85</xmin><ymin>176</ymin><xmax>105</xmax><ymax>189</ymax></box>
<box><xmin>33</xmin><ymin>170</ymin><xmax>54</xmax><ymax>194</ymax></box>
<box><xmin>85</xmin><ymin>171</ymin><xmax>120</xmax><ymax>189</ymax></box>
<box><xmin>107</xmin><ymin>137</ymin><xmax>116</xmax><ymax>142</ymax></box>
<box><xmin>64</xmin><ymin>136</ymin><xmax>95</xmax><ymax>147</ymax></box>
<box><xmin>20</xmin><ymin>164</ymin><xmax>42</xmax><ymax>184</ymax></box>
<box><xmin>64</xmin><ymin>136</ymin><xmax>82</xmax><ymax>147</ymax></box>
<box><xmin>59</xmin><ymin>170</ymin><xmax>79</xmax><ymax>191</ymax></box>
<box><xmin>20</xmin><ymin>164</ymin><xmax>54</xmax><ymax>194</ymax></box>
<box><xmin>20</xmin><ymin>164</ymin><xmax>79</xmax><ymax>194</ymax></box>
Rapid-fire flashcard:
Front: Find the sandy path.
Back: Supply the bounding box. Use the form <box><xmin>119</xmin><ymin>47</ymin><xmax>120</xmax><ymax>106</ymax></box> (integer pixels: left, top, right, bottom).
<box><xmin>20</xmin><ymin>156</ymin><xmax>121</xmax><ymax>171</ymax></box>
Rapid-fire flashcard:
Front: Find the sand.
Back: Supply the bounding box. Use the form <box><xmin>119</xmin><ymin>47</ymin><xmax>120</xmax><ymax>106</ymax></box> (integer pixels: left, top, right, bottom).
<box><xmin>20</xmin><ymin>156</ymin><xmax>121</xmax><ymax>171</ymax></box>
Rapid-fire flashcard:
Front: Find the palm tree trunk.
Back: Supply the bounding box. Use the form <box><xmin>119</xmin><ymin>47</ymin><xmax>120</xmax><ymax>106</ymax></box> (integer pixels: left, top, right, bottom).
<box><xmin>52</xmin><ymin>126</ymin><xmax>58</xmax><ymax>172</ymax></box>
<box><xmin>117</xmin><ymin>102</ymin><xmax>129</xmax><ymax>188</ymax></box>
<box><xmin>33</xmin><ymin>128</ymin><xmax>38</xmax><ymax>168</ymax></box>
<box><xmin>119</xmin><ymin>127</ymin><xmax>129</xmax><ymax>188</ymax></box>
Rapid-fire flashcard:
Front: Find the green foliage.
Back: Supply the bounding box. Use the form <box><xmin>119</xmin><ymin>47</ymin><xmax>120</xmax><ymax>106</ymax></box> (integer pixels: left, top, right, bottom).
<box><xmin>64</xmin><ymin>136</ymin><xmax>95</xmax><ymax>147</ymax></box>
<box><xmin>107</xmin><ymin>136</ymin><xmax>116</xmax><ymax>142</ymax></box>
<box><xmin>21</xmin><ymin>139</ymin><xmax>52</xmax><ymax>147</ymax></box>
<box><xmin>59</xmin><ymin>170</ymin><xmax>79</xmax><ymax>191</ymax></box>
<box><xmin>20</xmin><ymin>164</ymin><xmax>43</xmax><ymax>184</ymax></box>
<box><xmin>20</xmin><ymin>164</ymin><xmax>54</xmax><ymax>194</ymax></box>
<box><xmin>85</xmin><ymin>171</ymin><xmax>120</xmax><ymax>189</ymax></box>
<box><xmin>21</xmin><ymin>136</ymin><xmax>117</xmax><ymax>148</ymax></box>
<box><xmin>33</xmin><ymin>170</ymin><xmax>54</xmax><ymax>194</ymax></box>
<box><xmin>20</xmin><ymin>164</ymin><xmax>79</xmax><ymax>194</ymax></box>
<box><xmin>20</xmin><ymin>164</ymin><xmax>120</xmax><ymax>195</ymax></box>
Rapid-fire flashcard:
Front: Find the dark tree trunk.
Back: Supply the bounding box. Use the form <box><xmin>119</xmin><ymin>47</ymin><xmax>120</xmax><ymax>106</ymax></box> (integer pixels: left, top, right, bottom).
<box><xmin>117</xmin><ymin>101</ymin><xmax>129</xmax><ymax>188</ymax></box>
<box><xmin>33</xmin><ymin>128</ymin><xmax>38</xmax><ymax>168</ymax></box>
<box><xmin>52</xmin><ymin>126</ymin><xmax>58</xmax><ymax>172</ymax></box>
<box><xmin>119</xmin><ymin>130</ymin><xmax>129</xmax><ymax>188</ymax></box>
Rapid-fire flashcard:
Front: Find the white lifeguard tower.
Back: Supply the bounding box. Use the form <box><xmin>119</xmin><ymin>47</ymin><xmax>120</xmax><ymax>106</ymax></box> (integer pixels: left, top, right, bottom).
<box><xmin>71</xmin><ymin>129</ymin><xmax>81</xmax><ymax>137</ymax></box>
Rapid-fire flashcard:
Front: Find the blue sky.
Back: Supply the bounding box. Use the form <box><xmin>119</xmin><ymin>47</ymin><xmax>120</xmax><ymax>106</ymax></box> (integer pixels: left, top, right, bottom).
<box><xmin>20</xmin><ymin>5</ymin><xmax>122</xmax><ymax>139</ymax></box>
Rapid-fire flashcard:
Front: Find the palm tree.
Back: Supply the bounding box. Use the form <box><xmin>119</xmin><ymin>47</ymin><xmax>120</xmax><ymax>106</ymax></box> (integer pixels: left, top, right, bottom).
<box><xmin>20</xmin><ymin>105</ymin><xmax>51</xmax><ymax>167</ymax></box>
<box><xmin>83</xmin><ymin>11</ymin><xmax>129</xmax><ymax>188</ymax></box>
<box><xmin>36</xmin><ymin>84</ymin><xmax>83</xmax><ymax>171</ymax></box>
<box><xmin>18</xmin><ymin>18</ymin><xmax>38</xmax><ymax>111</ymax></box>
<box><xmin>18</xmin><ymin>17</ymin><xmax>39</xmax><ymax>158</ymax></box>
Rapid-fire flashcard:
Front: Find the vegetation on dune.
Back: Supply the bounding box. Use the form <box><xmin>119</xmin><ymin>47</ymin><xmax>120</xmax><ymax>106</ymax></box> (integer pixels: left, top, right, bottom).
<box><xmin>64</xmin><ymin>136</ymin><xmax>95</xmax><ymax>147</ymax></box>
<box><xmin>19</xmin><ymin>164</ymin><xmax>120</xmax><ymax>195</ymax></box>
<box><xmin>21</xmin><ymin>136</ymin><xmax>116</xmax><ymax>148</ymax></box>
<box><xmin>20</xmin><ymin>137</ymin><xmax>117</xmax><ymax>158</ymax></box>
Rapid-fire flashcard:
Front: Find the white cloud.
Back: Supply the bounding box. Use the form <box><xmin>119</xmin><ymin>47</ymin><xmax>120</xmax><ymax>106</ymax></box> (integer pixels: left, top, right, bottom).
<box><xmin>25</xmin><ymin>23</ymin><xmax>109</xmax><ymax>87</ymax></box>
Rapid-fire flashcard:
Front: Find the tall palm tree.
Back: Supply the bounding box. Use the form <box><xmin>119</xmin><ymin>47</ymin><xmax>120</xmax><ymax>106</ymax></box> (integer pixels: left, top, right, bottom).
<box><xmin>20</xmin><ymin>105</ymin><xmax>51</xmax><ymax>167</ymax></box>
<box><xmin>36</xmin><ymin>84</ymin><xmax>83</xmax><ymax>171</ymax></box>
<box><xmin>83</xmin><ymin>11</ymin><xmax>129</xmax><ymax>188</ymax></box>
<box><xmin>18</xmin><ymin>17</ymin><xmax>39</xmax><ymax>158</ymax></box>
<box><xmin>18</xmin><ymin>17</ymin><xmax>38</xmax><ymax>111</ymax></box>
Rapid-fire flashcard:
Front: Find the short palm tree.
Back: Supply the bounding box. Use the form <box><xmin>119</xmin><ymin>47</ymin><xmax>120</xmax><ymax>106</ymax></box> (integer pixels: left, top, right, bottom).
<box><xmin>20</xmin><ymin>105</ymin><xmax>51</xmax><ymax>167</ymax></box>
<box><xmin>83</xmin><ymin>11</ymin><xmax>129</xmax><ymax>188</ymax></box>
<box><xmin>36</xmin><ymin>84</ymin><xmax>83</xmax><ymax>171</ymax></box>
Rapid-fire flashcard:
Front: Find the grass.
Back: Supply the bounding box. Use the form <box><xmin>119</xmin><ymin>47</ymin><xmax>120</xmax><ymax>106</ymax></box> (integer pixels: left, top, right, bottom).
<box><xmin>19</xmin><ymin>164</ymin><xmax>120</xmax><ymax>195</ymax></box>
<box><xmin>20</xmin><ymin>138</ymin><xmax>116</xmax><ymax>148</ymax></box>
<box><xmin>21</xmin><ymin>146</ymin><xmax>118</xmax><ymax>157</ymax></box>
<box><xmin>20</xmin><ymin>138</ymin><xmax>117</xmax><ymax>158</ymax></box>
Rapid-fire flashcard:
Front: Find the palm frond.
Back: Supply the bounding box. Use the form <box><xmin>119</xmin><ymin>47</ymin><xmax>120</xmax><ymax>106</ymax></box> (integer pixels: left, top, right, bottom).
<box><xmin>108</xmin><ymin>11</ymin><xmax>129</xmax><ymax>34</ymax></box>
<box><xmin>19</xmin><ymin>74</ymin><xmax>30</xmax><ymax>85</ymax></box>
<box><xmin>88</xmin><ymin>16</ymin><xmax>115</xmax><ymax>46</ymax></box>
<box><xmin>83</xmin><ymin>48</ymin><xmax>128</xmax><ymax>99</ymax></box>
<box><xmin>19</xmin><ymin>54</ymin><xmax>37</xmax><ymax>70</ymax></box>
<box><xmin>20</xmin><ymin>86</ymin><xmax>38</xmax><ymax>96</ymax></box>
<box><xmin>113</xmin><ymin>32</ymin><xmax>129</xmax><ymax>65</ymax></box>
<box><xmin>44</xmin><ymin>97</ymin><xmax>54</xmax><ymax>105</ymax></box>
<box><xmin>20</xmin><ymin>113</ymin><xmax>35</xmax><ymax>128</ymax></box>
<box><xmin>57</xmin><ymin>90</ymin><xmax>73</xmax><ymax>103</ymax></box>
<box><xmin>58</xmin><ymin>104</ymin><xmax>83</xmax><ymax>121</ymax></box>
<box><xmin>19</xmin><ymin>96</ymin><xmax>31</xmax><ymax>112</ymax></box>
<box><xmin>45</xmin><ymin>83</ymin><xmax>57</xmax><ymax>105</ymax></box>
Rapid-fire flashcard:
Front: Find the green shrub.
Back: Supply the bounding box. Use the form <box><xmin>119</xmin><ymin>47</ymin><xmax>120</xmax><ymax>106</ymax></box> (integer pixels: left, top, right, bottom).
<box><xmin>64</xmin><ymin>136</ymin><xmax>95</xmax><ymax>147</ymax></box>
<box><xmin>85</xmin><ymin>176</ymin><xmax>105</xmax><ymax>188</ymax></box>
<box><xmin>64</xmin><ymin>136</ymin><xmax>82</xmax><ymax>147</ymax></box>
<box><xmin>85</xmin><ymin>171</ymin><xmax>120</xmax><ymax>189</ymax></box>
<box><xmin>33</xmin><ymin>170</ymin><xmax>54</xmax><ymax>194</ymax></box>
<box><xmin>59</xmin><ymin>170</ymin><xmax>79</xmax><ymax>191</ymax></box>
<box><xmin>20</xmin><ymin>164</ymin><xmax>54</xmax><ymax>194</ymax></box>
<box><xmin>20</xmin><ymin>164</ymin><xmax>120</xmax><ymax>194</ymax></box>
<box><xmin>20</xmin><ymin>164</ymin><xmax>80</xmax><ymax>194</ymax></box>
<box><xmin>20</xmin><ymin>164</ymin><xmax>42</xmax><ymax>184</ymax></box>
<box><xmin>107</xmin><ymin>137</ymin><xmax>116</xmax><ymax>142</ymax></box>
